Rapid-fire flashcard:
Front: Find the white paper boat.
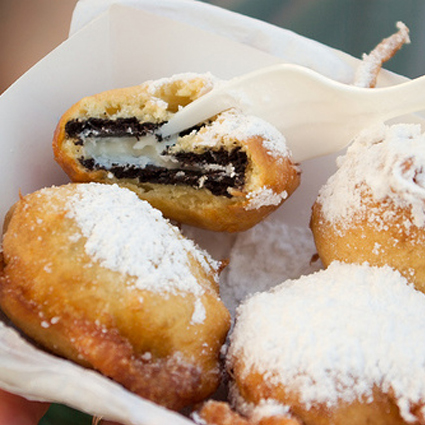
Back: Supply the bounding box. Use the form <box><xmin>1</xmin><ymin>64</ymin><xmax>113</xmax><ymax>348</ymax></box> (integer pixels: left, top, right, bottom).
<box><xmin>0</xmin><ymin>3</ymin><xmax>422</xmax><ymax>424</ymax></box>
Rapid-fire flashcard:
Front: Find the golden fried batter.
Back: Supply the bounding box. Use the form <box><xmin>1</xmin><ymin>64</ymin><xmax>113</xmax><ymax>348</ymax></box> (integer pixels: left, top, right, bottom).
<box><xmin>197</xmin><ymin>400</ymin><xmax>301</xmax><ymax>425</ymax></box>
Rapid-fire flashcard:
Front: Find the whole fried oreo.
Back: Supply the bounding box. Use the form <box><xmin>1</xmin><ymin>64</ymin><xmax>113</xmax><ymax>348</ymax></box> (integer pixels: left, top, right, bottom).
<box><xmin>311</xmin><ymin>123</ymin><xmax>425</xmax><ymax>293</ymax></box>
<box><xmin>0</xmin><ymin>183</ymin><xmax>231</xmax><ymax>410</ymax></box>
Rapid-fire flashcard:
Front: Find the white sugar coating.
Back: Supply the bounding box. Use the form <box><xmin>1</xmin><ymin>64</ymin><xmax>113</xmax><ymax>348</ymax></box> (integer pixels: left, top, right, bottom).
<box><xmin>245</xmin><ymin>187</ymin><xmax>288</xmax><ymax>210</ymax></box>
<box><xmin>227</xmin><ymin>383</ymin><xmax>294</xmax><ymax>421</ymax></box>
<box><xmin>65</xmin><ymin>183</ymin><xmax>217</xmax><ymax>295</ymax></box>
<box><xmin>317</xmin><ymin>123</ymin><xmax>425</xmax><ymax>230</ymax></box>
<box><xmin>191</xmin><ymin>109</ymin><xmax>290</xmax><ymax>159</ymax></box>
<box><xmin>228</xmin><ymin>262</ymin><xmax>425</xmax><ymax>422</ymax></box>
<box><xmin>190</xmin><ymin>298</ymin><xmax>206</xmax><ymax>325</ymax></box>
<box><xmin>221</xmin><ymin>219</ymin><xmax>322</xmax><ymax>316</ymax></box>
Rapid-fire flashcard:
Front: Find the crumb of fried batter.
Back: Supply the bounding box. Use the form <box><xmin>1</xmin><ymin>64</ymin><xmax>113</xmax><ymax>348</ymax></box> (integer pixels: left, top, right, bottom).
<box><xmin>354</xmin><ymin>21</ymin><xmax>410</xmax><ymax>88</ymax></box>
<box><xmin>195</xmin><ymin>401</ymin><xmax>301</xmax><ymax>425</ymax></box>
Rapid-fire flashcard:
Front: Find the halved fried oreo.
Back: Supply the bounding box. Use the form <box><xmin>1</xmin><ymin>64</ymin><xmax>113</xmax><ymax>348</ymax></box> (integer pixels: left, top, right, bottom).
<box><xmin>53</xmin><ymin>73</ymin><xmax>300</xmax><ymax>232</ymax></box>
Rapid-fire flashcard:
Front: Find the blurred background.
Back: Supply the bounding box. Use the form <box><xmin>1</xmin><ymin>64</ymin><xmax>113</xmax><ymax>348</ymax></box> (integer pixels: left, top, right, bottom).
<box><xmin>0</xmin><ymin>0</ymin><xmax>78</xmax><ymax>93</ymax></box>
<box><xmin>1</xmin><ymin>0</ymin><xmax>425</xmax><ymax>424</ymax></box>
<box><xmin>202</xmin><ymin>0</ymin><xmax>425</xmax><ymax>78</ymax></box>
<box><xmin>2</xmin><ymin>0</ymin><xmax>425</xmax><ymax>94</ymax></box>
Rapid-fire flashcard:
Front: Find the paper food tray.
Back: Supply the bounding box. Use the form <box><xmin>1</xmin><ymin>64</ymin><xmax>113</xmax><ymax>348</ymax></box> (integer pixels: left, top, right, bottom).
<box><xmin>0</xmin><ymin>3</ymin><xmax>422</xmax><ymax>424</ymax></box>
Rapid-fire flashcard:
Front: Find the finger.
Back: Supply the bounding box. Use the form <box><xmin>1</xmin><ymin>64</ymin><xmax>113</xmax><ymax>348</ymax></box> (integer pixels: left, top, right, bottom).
<box><xmin>0</xmin><ymin>389</ymin><xmax>50</xmax><ymax>425</ymax></box>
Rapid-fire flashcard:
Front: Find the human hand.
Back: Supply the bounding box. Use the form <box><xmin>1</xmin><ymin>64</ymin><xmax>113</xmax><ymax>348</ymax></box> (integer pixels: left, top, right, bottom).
<box><xmin>0</xmin><ymin>389</ymin><xmax>49</xmax><ymax>425</ymax></box>
<box><xmin>0</xmin><ymin>390</ymin><xmax>123</xmax><ymax>425</ymax></box>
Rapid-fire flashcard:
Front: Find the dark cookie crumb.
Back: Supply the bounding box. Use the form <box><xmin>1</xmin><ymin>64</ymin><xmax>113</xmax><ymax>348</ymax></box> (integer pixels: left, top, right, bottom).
<box><xmin>66</xmin><ymin>118</ymin><xmax>162</xmax><ymax>141</ymax></box>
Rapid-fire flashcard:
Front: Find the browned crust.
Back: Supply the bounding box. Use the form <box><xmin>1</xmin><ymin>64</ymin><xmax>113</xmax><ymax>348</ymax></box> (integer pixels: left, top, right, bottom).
<box><xmin>228</xmin><ymin>358</ymin><xmax>411</xmax><ymax>425</ymax></box>
<box><xmin>0</xmin><ymin>281</ymin><xmax>217</xmax><ymax>409</ymax></box>
<box><xmin>198</xmin><ymin>401</ymin><xmax>253</xmax><ymax>425</ymax></box>
<box><xmin>310</xmin><ymin>195</ymin><xmax>425</xmax><ymax>293</ymax></box>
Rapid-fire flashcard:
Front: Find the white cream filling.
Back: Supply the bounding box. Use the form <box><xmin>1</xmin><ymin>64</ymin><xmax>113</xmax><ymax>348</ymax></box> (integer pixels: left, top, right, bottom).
<box><xmin>83</xmin><ymin>135</ymin><xmax>178</xmax><ymax>168</ymax></box>
<box><xmin>81</xmin><ymin>133</ymin><xmax>243</xmax><ymax>195</ymax></box>
<box><xmin>83</xmin><ymin>135</ymin><xmax>238</xmax><ymax>179</ymax></box>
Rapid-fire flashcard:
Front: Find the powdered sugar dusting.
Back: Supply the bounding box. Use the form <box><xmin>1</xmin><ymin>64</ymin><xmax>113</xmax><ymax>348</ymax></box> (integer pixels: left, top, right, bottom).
<box><xmin>221</xmin><ymin>219</ymin><xmax>322</xmax><ymax>316</ymax></box>
<box><xmin>228</xmin><ymin>262</ymin><xmax>425</xmax><ymax>422</ymax></box>
<box><xmin>190</xmin><ymin>298</ymin><xmax>206</xmax><ymax>325</ymax></box>
<box><xmin>66</xmin><ymin>183</ymin><xmax>216</xmax><ymax>295</ymax></box>
<box><xmin>186</xmin><ymin>109</ymin><xmax>290</xmax><ymax>158</ymax></box>
<box><xmin>249</xmin><ymin>399</ymin><xmax>292</xmax><ymax>422</ymax></box>
<box><xmin>317</xmin><ymin>123</ymin><xmax>425</xmax><ymax>230</ymax></box>
<box><xmin>245</xmin><ymin>187</ymin><xmax>288</xmax><ymax>210</ymax></box>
